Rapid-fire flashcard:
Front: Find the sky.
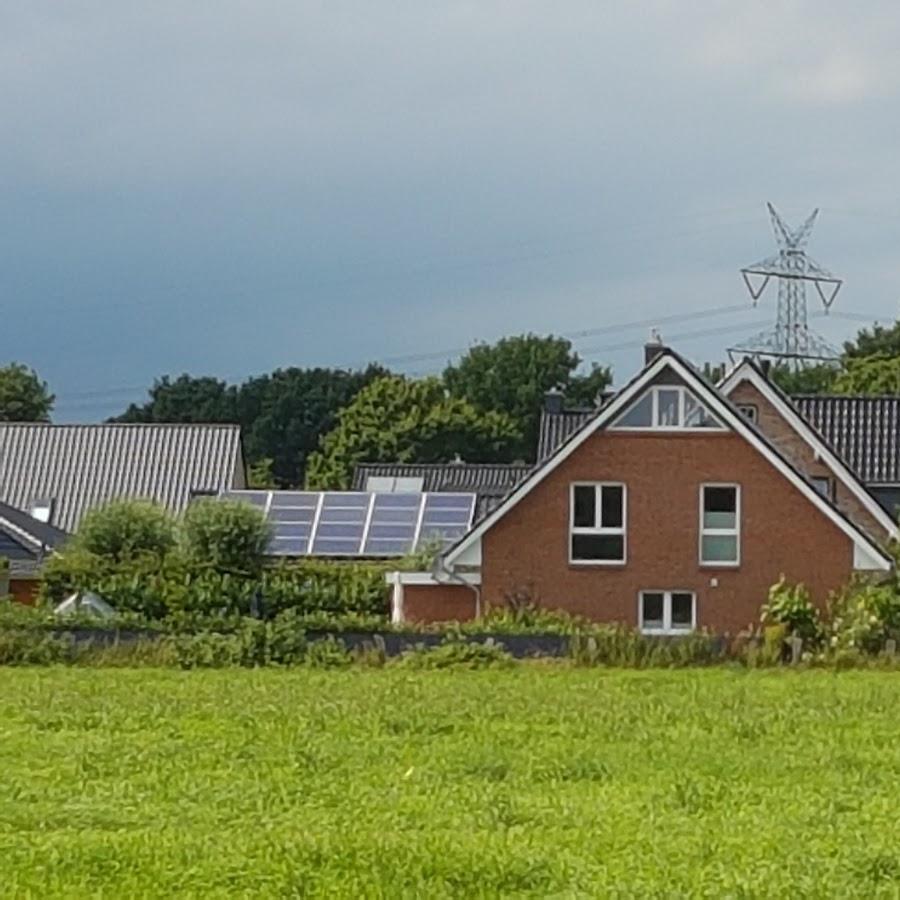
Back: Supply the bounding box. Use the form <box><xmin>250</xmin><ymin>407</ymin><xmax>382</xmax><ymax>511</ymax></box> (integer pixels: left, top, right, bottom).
<box><xmin>3</xmin><ymin>2</ymin><xmax>900</xmax><ymax>422</ymax></box>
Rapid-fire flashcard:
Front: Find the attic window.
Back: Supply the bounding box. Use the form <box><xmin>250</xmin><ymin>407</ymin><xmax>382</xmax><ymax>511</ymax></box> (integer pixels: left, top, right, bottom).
<box><xmin>612</xmin><ymin>386</ymin><xmax>724</xmax><ymax>430</ymax></box>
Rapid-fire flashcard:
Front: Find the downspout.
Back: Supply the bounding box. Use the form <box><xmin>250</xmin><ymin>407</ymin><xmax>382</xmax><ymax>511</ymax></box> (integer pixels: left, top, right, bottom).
<box><xmin>433</xmin><ymin>553</ymin><xmax>482</xmax><ymax>620</ymax></box>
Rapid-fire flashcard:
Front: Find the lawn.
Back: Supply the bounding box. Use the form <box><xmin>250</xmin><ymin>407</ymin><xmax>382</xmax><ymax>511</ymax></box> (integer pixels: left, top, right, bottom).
<box><xmin>2</xmin><ymin>668</ymin><xmax>900</xmax><ymax>897</ymax></box>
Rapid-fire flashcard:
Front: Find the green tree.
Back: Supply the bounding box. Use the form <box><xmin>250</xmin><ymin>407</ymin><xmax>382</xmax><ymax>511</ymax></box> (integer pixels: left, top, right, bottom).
<box><xmin>769</xmin><ymin>363</ymin><xmax>839</xmax><ymax>395</ymax></box>
<box><xmin>181</xmin><ymin>499</ymin><xmax>272</xmax><ymax>577</ymax></box>
<box><xmin>834</xmin><ymin>355</ymin><xmax>900</xmax><ymax>395</ymax></box>
<box><xmin>444</xmin><ymin>334</ymin><xmax>611</xmax><ymax>458</ymax></box>
<box><xmin>0</xmin><ymin>363</ymin><xmax>54</xmax><ymax>421</ymax></box>
<box><xmin>566</xmin><ymin>363</ymin><xmax>615</xmax><ymax>408</ymax></box>
<box><xmin>236</xmin><ymin>365</ymin><xmax>387</xmax><ymax>487</ymax></box>
<box><xmin>112</xmin><ymin>366</ymin><xmax>386</xmax><ymax>487</ymax></box>
<box><xmin>113</xmin><ymin>375</ymin><xmax>237</xmax><ymax>424</ymax></box>
<box><xmin>843</xmin><ymin>320</ymin><xmax>900</xmax><ymax>359</ymax></box>
<box><xmin>305</xmin><ymin>375</ymin><xmax>521</xmax><ymax>489</ymax></box>
<box><xmin>70</xmin><ymin>500</ymin><xmax>176</xmax><ymax>563</ymax></box>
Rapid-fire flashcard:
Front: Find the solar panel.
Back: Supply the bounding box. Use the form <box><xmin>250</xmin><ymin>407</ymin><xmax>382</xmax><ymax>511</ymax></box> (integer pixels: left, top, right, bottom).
<box><xmin>221</xmin><ymin>490</ymin><xmax>476</xmax><ymax>558</ymax></box>
<box><xmin>417</xmin><ymin>493</ymin><xmax>476</xmax><ymax>549</ymax></box>
<box><xmin>363</xmin><ymin>492</ymin><xmax>421</xmax><ymax>556</ymax></box>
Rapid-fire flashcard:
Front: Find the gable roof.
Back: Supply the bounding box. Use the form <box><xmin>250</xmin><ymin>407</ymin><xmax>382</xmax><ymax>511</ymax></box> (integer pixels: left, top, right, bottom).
<box><xmin>793</xmin><ymin>395</ymin><xmax>900</xmax><ymax>485</ymax></box>
<box><xmin>445</xmin><ymin>349</ymin><xmax>892</xmax><ymax>572</ymax></box>
<box><xmin>537</xmin><ymin>408</ymin><xmax>596</xmax><ymax>460</ymax></box>
<box><xmin>0</xmin><ymin>500</ymin><xmax>69</xmax><ymax>578</ymax></box>
<box><xmin>719</xmin><ymin>361</ymin><xmax>899</xmax><ymax>541</ymax></box>
<box><xmin>0</xmin><ymin>423</ymin><xmax>244</xmax><ymax>533</ymax></box>
<box><xmin>351</xmin><ymin>462</ymin><xmax>532</xmax><ymax>518</ymax></box>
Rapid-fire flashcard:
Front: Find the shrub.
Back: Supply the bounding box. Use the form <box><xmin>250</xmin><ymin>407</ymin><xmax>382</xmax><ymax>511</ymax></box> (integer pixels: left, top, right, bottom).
<box><xmin>395</xmin><ymin>637</ymin><xmax>515</xmax><ymax>669</ymax></box>
<box><xmin>760</xmin><ymin>578</ymin><xmax>822</xmax><ymax>646</ymax></box>
<box><xmin>181</xmin><ymin>499</ymin><xmax>272</xmax><ymax>577</ymax></box>
<box><xmin>467</xmin><ymin>603</ymin><xmax>586</xmax><ymax>635</ymax></box>
<box><xmin>70</xmin><ymin>500</ymin><xmax>176</xmax><ymax>562</ymax></box>
<box><xmin>827</xmin><ymin>581</ymin><xmax>900</xmax><ymax>655</ymax></box>
<box><xmin>0</xmin><ymin>630</ymin><xmax>74</xmax><ymax>665</ymax></box>
<box><xmin>305</xmin><ymin>636</ymin><xmax>352</xmax><ymax>668</ymax></box>
<box><xmin>261</xmin><ymin>560</ymin><xmax>389</xmax><ymax>618</ymax></box>
<box><xmin>569</xmin><ymin>627</ymin><xmax>724</xmax><ymax>668</ymax></box>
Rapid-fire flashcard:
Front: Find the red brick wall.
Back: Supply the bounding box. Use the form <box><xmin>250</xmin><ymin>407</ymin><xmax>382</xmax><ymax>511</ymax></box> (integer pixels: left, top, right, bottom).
<box><xmin>402</xmin><ymin>583</ymin><xmax>477</xmax><ymax>624</ymax></box>
<box><xmin>10</xmin><ymin>579</ymin><xmax>39</xmax><ymax>606</ymax></box>
<box><xmin>480</xmin><ymin>431</ymin><xmax>856</xmax><ymax>634</ymax></box>
<box><xmin>728</xmin><ymin>381</ymin><xmax>887</xmax><ymax>541</ymax></box>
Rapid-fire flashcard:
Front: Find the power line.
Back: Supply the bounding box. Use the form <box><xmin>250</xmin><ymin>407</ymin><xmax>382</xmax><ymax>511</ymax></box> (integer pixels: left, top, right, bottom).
<box><xmin>54</xmin><ymin>302</ymin><xmax>755</xmax><ymax>405</ymax></box>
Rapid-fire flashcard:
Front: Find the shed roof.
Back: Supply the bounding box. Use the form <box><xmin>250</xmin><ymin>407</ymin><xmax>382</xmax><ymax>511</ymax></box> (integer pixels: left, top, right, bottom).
<box><xmin>0</xmin><ymin>423</ymin><xmax>244</xmax><ymax>532</ymax></box>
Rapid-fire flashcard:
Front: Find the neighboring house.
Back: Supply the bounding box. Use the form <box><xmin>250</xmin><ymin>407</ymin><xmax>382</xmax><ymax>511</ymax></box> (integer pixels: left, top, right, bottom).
<box><xmin>0</xmin><ymin>423</ymin><xmax>246</xmax><ymax>533</ymax></box>
<box><xmin>0</xmin><ymin>501</ymin><xmax>68</xmax><ymax>604</ymax></box>
<box><xmin>720</xmin><ymin>361</ymin><xmax>899</xmax><ymax>547</ymax></box>
<box><xmin>792</xmin><ymin>395</ymin><xmax>900</xmax><ymax>519</ymax></box>
<box><xmin>389</xmin><ymin>346</ymin><xmax>892</xmax><ymax>632</ymax></box>
<box><xmin>351</xmin><ymin>462</ymin><xmax>533</xmax><ymax>518</ymax></box>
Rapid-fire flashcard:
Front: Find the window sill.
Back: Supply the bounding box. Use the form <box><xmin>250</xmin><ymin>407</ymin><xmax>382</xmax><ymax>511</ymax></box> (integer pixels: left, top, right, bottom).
<box><xmin>640</xmin><ymin>628</ymin><xmax>695</xmax><ymax>637</ymax></box>
<box><xmin>569</xmin><ymin>559</ymin><xmax>627</xmax><ymax>568</ymax></box>
<box><xmin>699</xmin><ymin>562</ymin><xmax>740</xmax><ymax>569</ymax></box>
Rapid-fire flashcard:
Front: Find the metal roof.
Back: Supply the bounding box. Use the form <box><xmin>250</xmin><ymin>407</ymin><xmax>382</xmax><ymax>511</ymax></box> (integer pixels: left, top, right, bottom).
<box><xmin>537</xmin><ymin>408</ymin><xmax>596</xmax><ymax>460</ymax></box>
<box><xmin>352</xmin><ymin>462</ymin><xmax>533</xmax><ymax>518</ymax></box>
<box><xmin>0</xmin><ymin>424</ymin><xmax>244</xmax><ymax>533</ymax></box>
<box><xmin>793</xmin><ymin>396</ymin><xmax>900</xmax><ymax>485</ymax></box>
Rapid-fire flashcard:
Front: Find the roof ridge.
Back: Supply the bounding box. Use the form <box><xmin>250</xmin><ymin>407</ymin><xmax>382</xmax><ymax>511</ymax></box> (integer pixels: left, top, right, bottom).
<box><xmin>0</xmin><ymin>422</ymin><xmax>242</xmax><ymax>429</ymax></box>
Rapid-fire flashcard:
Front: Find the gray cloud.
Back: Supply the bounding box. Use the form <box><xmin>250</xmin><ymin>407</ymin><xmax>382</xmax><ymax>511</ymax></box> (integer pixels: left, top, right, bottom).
<box><xmin>2</xmin><ymin>2</ymin><xmax>899</xmax><ymax>419</ymax></box>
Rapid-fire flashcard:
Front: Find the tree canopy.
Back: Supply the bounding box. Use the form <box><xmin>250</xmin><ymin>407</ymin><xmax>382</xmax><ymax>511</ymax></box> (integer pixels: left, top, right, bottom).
<box><xmin>833</xmin><ymin>355</ymin><xmax>900</xmax><ymax>395</ymax></box>
<box><xmin>444</xmin><ymin>334</ymin><xmax>611</xmax><ymax>459</ymax></box>
<box><xmin>843</xmin><ymin>321</ymin><xmax>900</xmax><ymax>360</ymax></box>
<box><xmin>305</xmin><ymin>375</ymin><xmax>521</xmax><ymax>489</ymax></box>
<box><xmin>112</xmin><ymin>365</ymin><xmax>386</xmax><ymax>486</ymax></box>
<box><xmin>769</xmin><ymin>363</ymin><xmax>839</xmax><ymax>396</ymax></box>
<box><xmin>0</xmin><ymin>363</ymin><xmax>54</xmax><ymax>422</ymax></box>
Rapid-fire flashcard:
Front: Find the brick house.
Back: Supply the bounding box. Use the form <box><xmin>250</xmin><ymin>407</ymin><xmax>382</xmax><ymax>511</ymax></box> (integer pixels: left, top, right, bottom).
<box><xmin>390</xmin><ymin>347</ymin><xmax>893</xmax><ymax>632</ymax></box>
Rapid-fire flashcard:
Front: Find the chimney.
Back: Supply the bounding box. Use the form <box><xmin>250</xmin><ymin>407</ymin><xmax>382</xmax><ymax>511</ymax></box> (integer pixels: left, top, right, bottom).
<box><xmin>543</xmin><ymin>387</ymin><xmax>564</xmax><ymax>414</ymax></box>
<box><xmin>644</xmin><ymin>328</ymin><xmax>665</xmax><ymax>366</ymax></box>
<box><xmin>759</xmin><ymin>359</ymin><xmax>772</xmax><ymax>379</ymax></box>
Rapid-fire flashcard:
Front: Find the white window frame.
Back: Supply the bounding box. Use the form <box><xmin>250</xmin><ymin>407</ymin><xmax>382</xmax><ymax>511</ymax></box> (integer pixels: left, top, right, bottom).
<box><xmin>638</xmin><ymin>590</ymin><xmax>697</xmax><ymax>635</ymax></box>
<box><xmin>810</xmin><ymin>475</ymin><xmax>833</xmax><ymax>501</ymax></box>
<box><xmin>569</xmin><ymin>482</ymin><xmax>627</xmax><ymax>566</ymax></box>
<box><xmin>611</xmin><ymin>385</ymin><xmax>726</xmax><ymax>432</ymax></box>
<box><xmin>699</xmin><ymin>483</ymin><xmax>741</xmax><ymax>567</ymax></box>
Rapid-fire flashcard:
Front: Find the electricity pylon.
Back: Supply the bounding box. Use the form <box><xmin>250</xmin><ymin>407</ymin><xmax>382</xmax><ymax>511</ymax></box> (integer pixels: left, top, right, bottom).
<box><xmin>729</xmin><ymin>203</ymin><xmax>843</xmax><ymax>366</ymax></box>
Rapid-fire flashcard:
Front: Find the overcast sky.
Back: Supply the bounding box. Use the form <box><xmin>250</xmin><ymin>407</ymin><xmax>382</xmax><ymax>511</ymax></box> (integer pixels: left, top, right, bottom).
<box><xmin>4</xmin><ymin>3</ymin><xmax>900</xmax><ymax>421</ymax></box>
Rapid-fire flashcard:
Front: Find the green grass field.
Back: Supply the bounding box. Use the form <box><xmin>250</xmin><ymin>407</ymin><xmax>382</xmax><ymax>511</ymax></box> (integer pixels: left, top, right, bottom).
<box><xmin>2</xmin><ymin>668</ymin><xmax>900</xmax><ymax>898</ymax></box>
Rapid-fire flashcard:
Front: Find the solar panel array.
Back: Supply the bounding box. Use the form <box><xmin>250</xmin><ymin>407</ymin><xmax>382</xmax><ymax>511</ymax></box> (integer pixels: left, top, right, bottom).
<box><xmin>222</xmin><ymin>490</ymin><xmax>476</xmax><ymax>557</ymax></box>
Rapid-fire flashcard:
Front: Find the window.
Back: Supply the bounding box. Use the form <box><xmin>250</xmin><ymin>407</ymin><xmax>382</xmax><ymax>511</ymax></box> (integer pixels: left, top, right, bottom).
<box><xmin>736</xmin><ymin>403</ymin><xmax>758</xmax><ymax>424</ymax></box>
<box><xmin>700</xmin><ymin>484</ymin><xmax>740</xmax><ymax>565</ymax></box>
<box><xmin>364</xmin><ymin>475</ymin><xmax>425</xmax><ymax>493</ymax></box>
<box><xmin>811</xmin><ymin>476</ymin><xmax>833</xmax><ymax>500</ymax></box>
<box><xmin>29</xmin><ymin>498</ymin><xmax>54</xmax><ymax>524</ymax></box>
<box><xmin>612</xmin><ymin>386</ymin><xmax>723</xmax><ymax>430</ymax></box>
<box><xmin>570</xmin><ymin>483</ymin><xmax>626</xmax><ymax>564</ymax></box>
<box><xmin>639</xmin><ymin>591</ymin><xmax>696</xmax><ymax>635</ymax></box>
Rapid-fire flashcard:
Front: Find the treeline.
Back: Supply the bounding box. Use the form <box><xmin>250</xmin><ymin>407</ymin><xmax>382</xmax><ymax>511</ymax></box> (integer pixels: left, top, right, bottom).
<box><xmin>1</xmin><ymin>320</ymin><xmax>899</xmax><ymax>490</ymax></box>
<box><xmin>112</xmin><ymin>335</ymin><xmax>613</xmax><ymax>488</ymax></box>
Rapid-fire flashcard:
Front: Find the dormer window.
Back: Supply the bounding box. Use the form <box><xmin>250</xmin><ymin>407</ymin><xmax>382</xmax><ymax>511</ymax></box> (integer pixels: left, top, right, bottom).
<box><xmin>612</xmin><ymin>386</ymin><xmax>724</xmax><ymax>430</ymax></box>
